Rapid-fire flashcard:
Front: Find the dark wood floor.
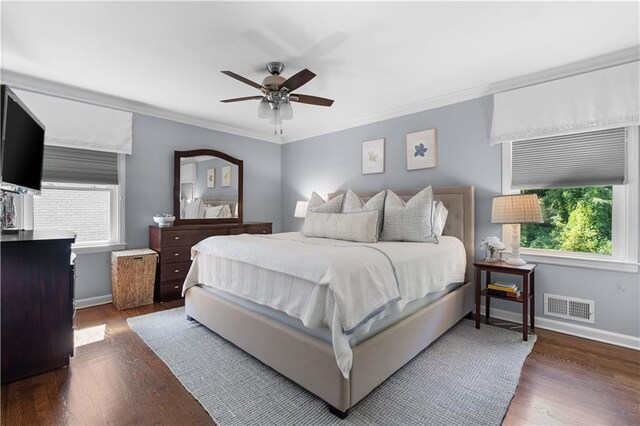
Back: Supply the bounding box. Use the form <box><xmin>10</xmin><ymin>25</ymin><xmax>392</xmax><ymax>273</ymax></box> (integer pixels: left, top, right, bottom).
<box><xmin>2</xmin><ymin>301</ymin><xmax>638</xmax><ymax>425</ymax></box>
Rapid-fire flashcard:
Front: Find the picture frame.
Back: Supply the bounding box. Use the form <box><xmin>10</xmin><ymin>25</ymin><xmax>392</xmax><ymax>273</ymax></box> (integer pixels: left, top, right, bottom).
<box><xmin>206</xmin><ymin>168</ymin><xmax>216</xmax><ymax>188</ymax></box>
<box><xmin>221</xmin><ymin>165</ymin><xmax>232</xmax><ymax>187</ymax></box>
<box><xmin>406</xmin><ymin>129</ymin><xmax>437</xmax><ymax>170</ymax></box>
<box><xmin>361</xmin><ymin>138</ymin><xmax>385</xmax><ymax>175</ymax></box>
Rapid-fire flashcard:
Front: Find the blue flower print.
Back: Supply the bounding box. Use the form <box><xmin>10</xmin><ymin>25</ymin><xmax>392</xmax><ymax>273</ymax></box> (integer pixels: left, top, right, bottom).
<box><xmin>414</xmin><ymin>143</ymin><xmax>427</xmax><ymax>157</ymax></box>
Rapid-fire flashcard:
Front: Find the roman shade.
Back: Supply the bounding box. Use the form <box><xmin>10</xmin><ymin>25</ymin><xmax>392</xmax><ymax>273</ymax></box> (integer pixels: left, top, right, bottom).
<box><xmin>43</xmin><ymin>145</ymin><xmax>118</xmax><ymax>185</ymax></box>
<box><xmin>491</xmin><ymin>62</ymin><xmax>639</xmax><ymax>145</ymax></box>
<box><xmin>13</xmin><ymin>89</ymin><xmax>133</xmax><ymax>154</ymax></box>
<box><xmin>511</xmin><ymin>127</ymin><xmax>627</xmax><ymax>189</ymax></box>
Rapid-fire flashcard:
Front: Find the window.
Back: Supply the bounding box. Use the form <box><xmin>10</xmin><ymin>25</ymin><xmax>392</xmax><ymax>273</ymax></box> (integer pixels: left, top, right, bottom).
<box><xmin>502</xmin><ymin>127</ymin><xmax>638</xmax><ymax>272</ymax></box>
<box><xmin>520</xmin><ymin>186</ymin><xmax>612</xmax><ymax>255</ymax></box>
<box><xmin>30</xmin><ymin>146</ymin><xmax>125</xmax><ymax>252</ymax></box>
<box><xmin>34</xmin><ymin>183</ymin><xmax>116</xmax><ymax>244</ymax></box>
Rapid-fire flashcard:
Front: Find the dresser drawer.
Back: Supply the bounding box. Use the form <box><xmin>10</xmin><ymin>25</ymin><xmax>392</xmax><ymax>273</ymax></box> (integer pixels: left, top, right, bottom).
<box><xmin>161</xmin><ymin>229</ymin><xmax>228</xmax><ymax>247</ymax></box>
<box><xmin>230</xmin><ymin>224</ymin><xmax>272</xmax><ymax>235</ymax></box>
<box><xmin>160</xmin><ymin>261</ymin><xmax>191</xmax><ymax>282</ymax></box>
<box><xmin>160</xmin><ymin>246</ymin><xmax>192</xmax><ymax>264</ymax></box>
<box><xmin>159</xmin><ymin>279</ymin><xmax>183</xmax><ymax>301</ymax></box>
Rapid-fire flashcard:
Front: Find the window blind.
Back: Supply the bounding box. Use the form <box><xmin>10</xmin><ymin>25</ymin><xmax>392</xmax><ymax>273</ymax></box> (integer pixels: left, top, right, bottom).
<box><xmin>42</xmin><ymin>145</ymin><xmax>118</xmax><ymax>185</ymax></box>
<box><xmin>511</xmin><ymin>127</ymin><xmax>626</xmax><ymax>189</ymax></box>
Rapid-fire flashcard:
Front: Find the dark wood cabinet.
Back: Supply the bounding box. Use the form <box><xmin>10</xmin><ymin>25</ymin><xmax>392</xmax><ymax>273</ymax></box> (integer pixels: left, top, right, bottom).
<box><xmin>1</xmin><ymin>230</ymin><xmax>76</xmax><ymax>384</ymax></box>
<box><xmin>149</xmin><ymin>222</ymin><xmax>272</xmax><ymax>302</ymax></box>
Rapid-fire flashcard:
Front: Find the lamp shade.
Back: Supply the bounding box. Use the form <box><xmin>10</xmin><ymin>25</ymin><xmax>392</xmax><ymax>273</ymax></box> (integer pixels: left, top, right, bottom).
<box><xmin>281</xmin><ymin>101</ymin><xmax>293</xmax><ymax>120</ymax></box>
<box><xmin>294</xmin><ymin>201</ymin><xmax>309</xmax><ymax>218</ymax></box>
<box><xmin>258</xmin><ymin>98</ymin><xmax>271</xmax><ymax>119</ymax></box>
<box><xmin>491</xmin><ymin>194</ymin><xmax>543</xmax><ymax>224</ymax></box>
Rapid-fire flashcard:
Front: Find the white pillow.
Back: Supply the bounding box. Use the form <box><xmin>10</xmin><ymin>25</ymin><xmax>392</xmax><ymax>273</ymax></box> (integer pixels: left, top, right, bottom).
<box><xmin>432</xmin><ymin>200</ymin><xmax>449</xmax><ymax>237</ymax></box>
<box><xmin>184</xmin><ymin>198</ymin><xmax>204</xmax><ymax>219</ymax></box>
<box><xmin>204</xmin><ymin>205</ymin><xmax>225</xmax><ymax>218</ymax></box>
<box><xmin>302</xmin><ymin>210</ymin><xmax>379</xmax><ymax>243</ymax></box>
<box><xmin>381</xmin><ymin>187</ymin><xmax>438</xmax><ymax>243</ymax></box>
<box><xmin>307</xmin><ymin>192</ymin><xmax>344</xmax><ymax>214</ymax></box>
<box><xmin>342</xmin><ymin>190</ymin><xmax>386</xmax><ymax>238</ymax></box>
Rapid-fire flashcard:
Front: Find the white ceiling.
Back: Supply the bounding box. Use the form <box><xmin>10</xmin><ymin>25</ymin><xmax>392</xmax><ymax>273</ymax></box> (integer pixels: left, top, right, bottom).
<box><xmin>2</xmin><ymin>1</ymin><xmax>638</xmax><ymax>143</ymax></box>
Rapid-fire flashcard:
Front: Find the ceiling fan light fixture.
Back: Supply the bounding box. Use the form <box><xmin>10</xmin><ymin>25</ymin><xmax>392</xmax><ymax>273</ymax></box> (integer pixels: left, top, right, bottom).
<box><xmin>281</xmin><ymin>101</ymin><xmax>293</xmax><ymax>120</ymax></box>
<box><xmin>258</xmin><ymin>98</ymin><xmax>271</xmax><ymax>119</ymax></box>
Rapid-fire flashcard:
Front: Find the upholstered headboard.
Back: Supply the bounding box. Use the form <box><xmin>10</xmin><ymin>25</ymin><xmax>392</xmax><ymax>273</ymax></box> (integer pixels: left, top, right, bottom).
<box><xmin>328</xmin><ymin>186</ymin><xmax>475</xmax><ymax>283</ymax></box>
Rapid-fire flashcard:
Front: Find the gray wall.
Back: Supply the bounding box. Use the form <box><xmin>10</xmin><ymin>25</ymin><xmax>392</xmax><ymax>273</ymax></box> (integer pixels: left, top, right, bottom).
<box><xmin>281</xmin><ymin>96</ymin><xmax>640</xmax><ymax>338</ymax></box>
<box><xmin>75</xmin><ymin>113</ymin><xmax>282</xmax><ymax>303</ymax></box>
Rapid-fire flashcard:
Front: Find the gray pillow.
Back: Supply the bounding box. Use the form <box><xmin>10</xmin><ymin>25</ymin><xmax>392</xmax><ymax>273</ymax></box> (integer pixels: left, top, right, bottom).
<box><xmin>307</xmin><ymin>192</ymin><xmax>343</xmax><ymax>214</ymax></box>
<box><xmin>381</xmin><ymin>187</ymin><xmax>438</xmax><ymax>243</ymax></box>
<box><xmin>342</xmin><ymin>189</ymin><xmax>386</xmax><ymax>238</ymax></box>
<box><xmin>302</xmin><ymin>210</ymin><xmax>379</xmax><ymax>243</ymax></box>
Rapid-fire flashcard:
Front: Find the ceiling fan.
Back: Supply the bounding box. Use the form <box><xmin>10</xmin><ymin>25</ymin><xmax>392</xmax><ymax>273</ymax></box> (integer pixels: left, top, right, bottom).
<box><xmin>220</xmin><ymin>62</ymin><xmax>334</xmax><ymax>134</ymax></box>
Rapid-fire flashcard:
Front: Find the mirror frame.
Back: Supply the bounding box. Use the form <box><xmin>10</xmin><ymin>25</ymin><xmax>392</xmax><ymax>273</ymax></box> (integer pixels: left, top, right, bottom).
<box><xmin>174</xmin><ymin>149</ymin><xmax>243</xmax><ymax>225</ymax></box>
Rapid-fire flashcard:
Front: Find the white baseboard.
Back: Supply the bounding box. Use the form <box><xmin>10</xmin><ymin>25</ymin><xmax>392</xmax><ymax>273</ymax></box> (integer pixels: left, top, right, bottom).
<box><xmin>76</xmin><ymin>294</ymin><xmax>112</xmax><ymax>309</ymax></box>
<box><xmin>478</xmin><ymin>305</ymin><xmax>640</xmax><ymax>351</ymax></box>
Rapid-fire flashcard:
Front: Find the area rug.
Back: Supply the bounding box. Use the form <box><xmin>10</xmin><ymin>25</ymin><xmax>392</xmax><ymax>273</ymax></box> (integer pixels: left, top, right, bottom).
<box><xmin>128</xmin><ymin>307</ymin><xmax>535</xmax><ymax>426</ymax></box>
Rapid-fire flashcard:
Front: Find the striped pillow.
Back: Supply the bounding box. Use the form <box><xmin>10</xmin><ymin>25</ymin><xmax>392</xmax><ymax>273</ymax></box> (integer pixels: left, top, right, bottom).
<box><xmin>381</xmin><ymin>187</ymin><xmax>438</xmax><ymax>243</ymax></box>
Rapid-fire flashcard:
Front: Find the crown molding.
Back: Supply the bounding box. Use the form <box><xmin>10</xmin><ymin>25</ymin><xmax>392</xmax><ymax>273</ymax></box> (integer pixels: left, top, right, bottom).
<box><xmin>0</xmin><ymin>69</ymin><xmax>280</xmax><ymax>144</ymax></box>
<box><xmin>3</xmin><ymin>46</ymin><xmax>638</xmax><ymax>146</ymax></box>
<box><xmin>282</xmin><ymin>46</ymin><xmax>640</xmax><ymax>143</ymax></box>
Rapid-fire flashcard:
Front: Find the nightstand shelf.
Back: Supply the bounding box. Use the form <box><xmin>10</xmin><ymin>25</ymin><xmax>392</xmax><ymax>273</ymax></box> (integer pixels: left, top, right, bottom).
<box><xmin>474</xmin><ymin>260</ymin><xmax>537</xmax><ymax>341</ymax></box>
<box><xmin>480</xmin><ymin>289</ymin><xmax>530</xmax><ymax>303</ymax></box>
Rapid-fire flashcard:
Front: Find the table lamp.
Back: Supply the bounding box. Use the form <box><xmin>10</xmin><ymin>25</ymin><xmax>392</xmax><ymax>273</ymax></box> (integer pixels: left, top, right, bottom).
<box><xmin>294</xmin><ymin>201</ymin><xmax>309</xmax><ymax>218</ymax></box>
<box><xmin>491</xmin><ymin>194</ymin><xmax>543</xmax><ymax>266</ymax></box>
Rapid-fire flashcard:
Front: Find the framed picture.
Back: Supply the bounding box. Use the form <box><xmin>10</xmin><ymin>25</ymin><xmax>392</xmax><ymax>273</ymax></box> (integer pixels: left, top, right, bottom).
<box><xmin>206</xmin><ymin>168</ymin><xmax>216</xmax><ymax>188</ymax></box>
<box><xmin>221</xmin><ymin>165</ymin><xmax>232</xmax><ymax>187</ymax></box>
<box><xmin>361</xmin><ymin>138</ymin><xmax>385</xmax><ymax>175</ymax></box>
<box><xmin>406</xmin><ymin>129</ymin><xmax>437</xmax><ymax>170</ymax></box>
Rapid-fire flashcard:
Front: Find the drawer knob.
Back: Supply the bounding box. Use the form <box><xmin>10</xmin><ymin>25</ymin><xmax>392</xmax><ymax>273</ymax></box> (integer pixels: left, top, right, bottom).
<box><xmin>174</xmin><ymin>236</ymin><xmax>180</xmax><ymax>240</ymax></box>
<box><xmin>262</xmin><ymin>230</ymin><xmax>266</xmax><ymax>234</ymax></box>
<box><xmin>174</xmin><ymin>253</ymin><xmax>180</xmax><ymax>256</ymax></box>
<box><xmin>174</xmin><ymin>285</ymin><xmax>179</xmax><ymax>289</ymax></box>
<box><xmin>174</xmin><ymin>269</ymin><xmax>180</xmax><ymax>273</ymax></box>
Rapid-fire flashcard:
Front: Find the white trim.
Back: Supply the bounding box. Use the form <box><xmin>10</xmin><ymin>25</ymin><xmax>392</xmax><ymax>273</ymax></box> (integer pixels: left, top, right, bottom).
<box><xmin>478</xmin><ymin>305</ymin><xmax>640</xmax><ymax>351</ymax></box>
<box><xmin>514</xmin><ymin>250</ymin><xmax>638</xmax><ymax>273</ymax></box>
<box><xmin>282</xmin><ymin>48</ymin><xmax>640</xmax><ymax>143</ymax></box>
<box><xmin>72</xmin><ymin>243</ymin><xmax>126</xmax><ymax>255</ymax></box>
<box><xmin>2</xmin><ymin>48</ymin><xmax>638</xmax><ymax>145</ymax></box>
<box><xmin>76</xmin><ymin>294</ymin><xmax>112</xmax><ymax>309</ymax></box>
<box><xmin>1</xmin><ymin>69</ymin><xmax>280</xmax><ymax>145</ymax></box>
<box><xmin>116</xmin><ymin>154</ymin><xmax>126</xmax><ymax>245</ymax></box>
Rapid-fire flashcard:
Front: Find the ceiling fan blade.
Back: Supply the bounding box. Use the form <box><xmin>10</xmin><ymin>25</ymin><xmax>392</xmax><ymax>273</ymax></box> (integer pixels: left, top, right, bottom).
<box><xmin>220</xmin><ymin>96</ymin><xmax>263</xmax><ymax>103</ymax></box>
<box><xmin>290</xmin><ymin>94</ymin><xmax>334</xmax><ymax>107</ymax></box>
<box><xmin>221</xmin><ymin>71</ymin><xmax>264</xmax><ymax>90</ymax></box>
<box><xmin>281</xmin><ymin>69</ymin><xmax>316</xmax><ymax>92</ymax></box>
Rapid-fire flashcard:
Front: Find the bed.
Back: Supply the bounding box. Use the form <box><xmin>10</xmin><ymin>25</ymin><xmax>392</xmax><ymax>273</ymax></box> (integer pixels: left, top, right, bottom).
<box><xmin>184</xmin><ymin>185</ymin><xmax>475</xmax><ymax>417</ymax></box>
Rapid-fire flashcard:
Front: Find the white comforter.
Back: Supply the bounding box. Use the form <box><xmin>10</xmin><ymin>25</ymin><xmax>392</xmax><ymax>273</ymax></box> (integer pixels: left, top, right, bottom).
<box><xmin>183</xmin><ymin>232</ymin><xmax>466</xmax><ymax>377</ymax></box>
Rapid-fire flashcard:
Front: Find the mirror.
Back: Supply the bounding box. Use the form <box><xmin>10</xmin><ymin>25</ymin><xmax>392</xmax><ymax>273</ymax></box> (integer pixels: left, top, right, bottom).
<box><xmin>174</xmin><ymin>149</ymin><xmax>243</xmax><ymax>224</ymax></box>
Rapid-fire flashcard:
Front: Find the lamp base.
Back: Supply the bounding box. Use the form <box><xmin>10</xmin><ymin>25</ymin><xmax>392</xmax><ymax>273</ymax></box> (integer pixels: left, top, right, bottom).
<box><xmin>505</xmin><ymin>257</ymin><xmax>527</xmax><ymax>266</ymax></box>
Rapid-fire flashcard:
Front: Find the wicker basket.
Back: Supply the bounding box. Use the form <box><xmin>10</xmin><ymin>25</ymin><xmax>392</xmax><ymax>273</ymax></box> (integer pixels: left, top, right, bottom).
<box><xmin>111</xmin><ymin>248</ymin><xmax>158</xmax><ymax>310</ymax></box>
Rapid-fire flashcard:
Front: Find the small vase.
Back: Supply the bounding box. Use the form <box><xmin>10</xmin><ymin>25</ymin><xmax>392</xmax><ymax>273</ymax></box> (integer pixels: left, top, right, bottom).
<box><xmin>485</xmin><ymin>249</ymin><xmax>498</xmax><ymax>262</ymax></box>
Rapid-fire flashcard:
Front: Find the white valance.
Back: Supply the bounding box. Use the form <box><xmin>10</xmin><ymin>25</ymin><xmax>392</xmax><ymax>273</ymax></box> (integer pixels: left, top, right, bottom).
<box><xmin>13</xmin><ymin>89</ymin><xmax>133</xmax><ymax>154</ymax></box>
<box><xmin>490</xmin><ymin>62</ymin><xmax>639</xmax><ymax>145</ymax></box>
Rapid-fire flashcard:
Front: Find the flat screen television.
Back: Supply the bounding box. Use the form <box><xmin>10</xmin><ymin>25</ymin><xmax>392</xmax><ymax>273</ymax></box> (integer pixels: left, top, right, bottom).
<box><xmin>1</xmin><ymin>85</ymin><xmax>45</xmax><ymax>194</ymax></box>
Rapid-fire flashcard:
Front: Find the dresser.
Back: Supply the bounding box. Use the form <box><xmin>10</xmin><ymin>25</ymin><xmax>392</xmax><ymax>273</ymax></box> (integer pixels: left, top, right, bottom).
<box><xmin>149</xmin><ymin>222</ymin><xmax>272</xmax><ymax>302</ymax></box>
<box><xmin>1</xmin><ymin>230</ymin><xmax>76</xmax><ymax>384</ymax></box>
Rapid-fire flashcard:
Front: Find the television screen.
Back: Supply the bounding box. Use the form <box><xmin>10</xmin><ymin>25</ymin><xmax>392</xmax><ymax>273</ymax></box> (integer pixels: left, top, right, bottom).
<box><xmin>1</xmin><ymin>85</ymin><xmax>45</xmax><ymax>194</ymax></box>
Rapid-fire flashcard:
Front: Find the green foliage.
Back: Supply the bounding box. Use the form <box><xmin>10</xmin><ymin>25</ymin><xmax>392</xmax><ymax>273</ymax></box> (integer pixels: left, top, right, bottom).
<box><xmin>520</xmin><ymin>186</ymin><xmax>612</xmax><ymax>255</ymax></box>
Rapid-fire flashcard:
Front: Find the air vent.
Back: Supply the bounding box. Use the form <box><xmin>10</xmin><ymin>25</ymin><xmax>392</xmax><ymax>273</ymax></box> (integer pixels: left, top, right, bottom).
<box><xmin>544</xmin><ymin>294</ymin><xmax>595</xmax><ymax>324</ymax></box>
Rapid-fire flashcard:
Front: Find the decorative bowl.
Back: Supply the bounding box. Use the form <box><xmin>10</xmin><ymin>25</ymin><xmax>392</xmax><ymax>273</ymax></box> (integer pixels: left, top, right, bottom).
<box><xmin>153</xmin><ymin>214</ymin><xmax>175</xmax><ymax>227</ymax></box>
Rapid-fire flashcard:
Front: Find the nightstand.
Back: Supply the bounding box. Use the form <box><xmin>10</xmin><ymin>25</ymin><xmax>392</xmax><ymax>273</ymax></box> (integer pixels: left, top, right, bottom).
<box><xmin>473</xmin><ymin>260</ymin><xmax>536</xmax><ymax>341</ymax></box>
